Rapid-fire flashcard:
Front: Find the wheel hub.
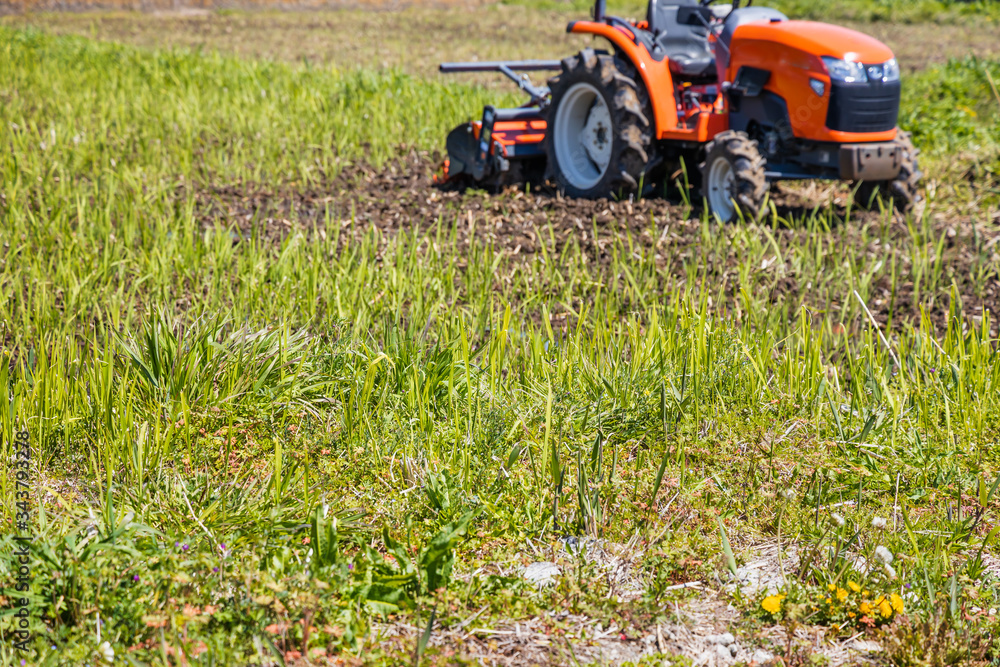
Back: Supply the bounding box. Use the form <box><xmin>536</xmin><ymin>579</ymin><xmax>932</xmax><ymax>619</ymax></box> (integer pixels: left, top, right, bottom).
<box><xmin>707</xmin><ymin>158</ymin><xmax>737</xmax><ymax>222</ymax></box>
<box><xmin>553</xmin><ymin>82</ymin><xmax>613</xmax><ymax>191</ymax></box>
<box><xmin>581</xmin><ymin>102</ymin><xmax>612</xmax><ymax>172</ymax></box>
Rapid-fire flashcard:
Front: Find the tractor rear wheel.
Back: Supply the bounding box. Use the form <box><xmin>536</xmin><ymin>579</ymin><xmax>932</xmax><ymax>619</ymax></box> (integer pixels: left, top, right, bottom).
<box><xmin>854</xmin><ymin>130</ymin><xmax>922</xmax><ymax>213</ymax></box>
<box><xmin>699</xmin><ymin>131</ymin><xmax>768</xmax><ymax>222</ymax></box>
<box><xmin>545</xmin><ymin>48</ymin><xmax>655</xmax><ymax>198</ymax></box>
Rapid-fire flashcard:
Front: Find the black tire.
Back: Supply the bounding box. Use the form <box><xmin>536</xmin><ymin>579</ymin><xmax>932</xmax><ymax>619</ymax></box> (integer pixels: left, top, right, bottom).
<box><xmin>855</xmin><ymin>130</ymin><xmax>922</xmax><ymax>212</ymax></box>
<box><xmin>699</xmin><ymin>130</ymin><xmax>768</xmax><ymax>222</ymax></box>
<box><xmin>544</xmin><ymin>48</ymin><xmax>655</xmax><ymax>198</ymax></box>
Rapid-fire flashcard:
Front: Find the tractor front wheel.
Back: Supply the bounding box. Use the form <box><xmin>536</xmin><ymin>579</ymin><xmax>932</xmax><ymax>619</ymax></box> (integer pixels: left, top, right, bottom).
<box><xmin>545</xmin><ymin>48</ymin><xmax>655</xmax><ymax>198</ymax></box>
<box><xmin>854</xmin><ymin>130</ymin><xmax>922</xmax><ymax>213</ymax></box>
<box><xmin>699</xmin><ymin>131</ymin><xmax>768</xmax><ymax>222</ymax></box>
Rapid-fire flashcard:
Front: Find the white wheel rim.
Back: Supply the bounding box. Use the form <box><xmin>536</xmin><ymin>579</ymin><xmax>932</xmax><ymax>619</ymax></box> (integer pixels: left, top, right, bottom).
<box><xmin>707</xmin><ymin>157</ymin><xmax>737</xmax><ymax>221</ymax></box>
<box><xmin>553</xmin><ymin>82</ymin><xmax>612</xmax><ymax>190</ymax></box>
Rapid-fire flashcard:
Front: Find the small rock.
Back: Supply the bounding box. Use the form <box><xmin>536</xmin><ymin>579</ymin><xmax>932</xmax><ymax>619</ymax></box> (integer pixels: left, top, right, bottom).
<box><xmin>694</xmin><ymin>649</ymin><xmax>714</xmax><ymax>666</ymax></box>
<box><xmin>715</xmin><ymin>643</ymin><xmax>732</xmax><ymax>662</ymax></box>
<box><xmin>522</xmin><ymin>561</ymin><xmax>561</xmax><ymax>587</ymax></box>
<box><xmin>750</xmin><ymin>649</ymin><xmax>774</xmax><ymax>665</ymax></box>
<box><xmin>707</xmin><ymin>632</ymin><xmax>735</xmax><ymax>645</ymax></box>
<box><xmin>730</xmin><ymin>644</ymin><xmax>738</xmax><ymax>657</ymax></box>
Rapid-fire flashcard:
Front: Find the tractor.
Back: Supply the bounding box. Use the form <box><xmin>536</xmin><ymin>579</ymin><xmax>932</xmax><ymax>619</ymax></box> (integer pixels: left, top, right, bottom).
<box><xmin>439</xmin><ymin>0</ymin><xmax>921</xmax><ymax>222</ymax></box>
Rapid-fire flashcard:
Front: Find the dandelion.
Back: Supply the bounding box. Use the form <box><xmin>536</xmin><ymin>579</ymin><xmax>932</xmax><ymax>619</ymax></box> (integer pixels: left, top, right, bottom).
<box><xmin>831</xmin><ymin>513</ymin><xmax>845</xmax><ymax>527</ymax></box>
<box><xmin>836</xmin><ymin>587</ymin><xmax>848</xmax><ymax>602</ymax></box>
<box><xmin>875</xmin><ymin>546</ymin><xmax>893</xmax><ymax>564</ymax></box>
<box><xmin>872</xmin><ymin>516</ymin><xmax>887</xmax><ymax>529</ymax></box>
<box><xmin>878</xmin><ymin>598</ymin><xmax>893</xmax><ymax>618</ymax></box>
<box><xmin>828</xmin><ymin>583</ymin><xmax>836</xmax><ymax>592</ymax></box>
<box><xmin>761</xmin><ymin>595</ymin><xmax>782</xmax><ymax>614</ymax></box>
<box><xmin>884</xmin><ymin>564</ymin><xmax>897</xmax><ymax>579</ymax></box>
<box><xmin>860</xmin><ymin>601</ymin><xmax>872</xmax><ymax>615</ymax></box>
<box><xmin>848</xmin><ymin>581</ymin><xmax>861</xmax><ymax>593</ymax></box>
<box><xmin>781</xmin><ymin>488</ymin><xmax>795</xmax><ymax>500</ymax></box>
<box><xmin>890</xmin><ymin>593</ymin><xmax>904</xmax><ymax>613</ymax></box>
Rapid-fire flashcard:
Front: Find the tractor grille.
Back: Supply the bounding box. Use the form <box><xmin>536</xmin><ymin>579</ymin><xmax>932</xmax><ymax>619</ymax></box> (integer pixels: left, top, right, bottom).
<box><xmin>826</xmin><ymin>78</ymin><xmax>901</xmax><ymax>133</ymax></box>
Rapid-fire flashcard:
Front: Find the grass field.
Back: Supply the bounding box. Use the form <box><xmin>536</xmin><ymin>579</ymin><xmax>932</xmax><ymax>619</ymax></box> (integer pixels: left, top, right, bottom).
<box><xmin>1</xmin><ymin>1</ymin><xmax>1000</xmax><ymax>665</ymax></box>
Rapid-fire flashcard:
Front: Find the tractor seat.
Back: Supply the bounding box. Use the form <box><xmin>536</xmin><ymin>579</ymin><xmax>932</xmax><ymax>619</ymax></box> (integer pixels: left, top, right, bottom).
<box><xmin>646</xmin><ymin>0</ymin><xmax>715</xmax><ymax>78</ymax></box>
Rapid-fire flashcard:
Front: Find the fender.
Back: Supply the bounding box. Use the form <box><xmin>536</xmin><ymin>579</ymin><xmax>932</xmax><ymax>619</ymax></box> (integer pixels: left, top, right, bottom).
<box><xmin>568</xmin><ymin>20</ymin><xmax>680</xmax><ymax>139</ymax></box>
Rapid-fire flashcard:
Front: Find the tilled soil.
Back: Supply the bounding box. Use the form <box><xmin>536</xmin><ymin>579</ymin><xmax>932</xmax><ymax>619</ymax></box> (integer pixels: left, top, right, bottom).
<box><xmin>191</xmin><ymin>151</ymin><xmax>1000</xmax><ymax>334</ymax></box>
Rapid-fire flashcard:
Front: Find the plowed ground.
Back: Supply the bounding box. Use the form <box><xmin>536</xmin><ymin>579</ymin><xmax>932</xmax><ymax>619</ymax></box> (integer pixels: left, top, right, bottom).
<box><xmin>192</xmin><ymin>152</ymin><xmax>1000</xmax><ymax>334</ymax></box>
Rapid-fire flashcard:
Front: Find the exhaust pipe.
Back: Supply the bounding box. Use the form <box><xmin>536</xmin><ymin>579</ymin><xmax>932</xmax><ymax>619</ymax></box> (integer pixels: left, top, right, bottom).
<box><xmin>594</xmin><ymin>0</ymin><xmax>606</xmax><ymax>21</ymax></box>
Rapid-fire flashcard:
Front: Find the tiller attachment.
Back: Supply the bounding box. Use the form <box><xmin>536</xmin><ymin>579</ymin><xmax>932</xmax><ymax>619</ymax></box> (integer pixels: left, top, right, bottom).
<box><xmin>438</xmin><ymin>60</ymin><xmax>559</xmax><ymax>186</ymax></box>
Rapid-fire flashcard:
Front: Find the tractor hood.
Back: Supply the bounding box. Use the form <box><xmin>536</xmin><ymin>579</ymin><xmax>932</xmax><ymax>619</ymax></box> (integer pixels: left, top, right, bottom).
<box><xmin>734</xmin><ymin>20</ymin><xmax>895</xmax><ymax>64</ymax></box>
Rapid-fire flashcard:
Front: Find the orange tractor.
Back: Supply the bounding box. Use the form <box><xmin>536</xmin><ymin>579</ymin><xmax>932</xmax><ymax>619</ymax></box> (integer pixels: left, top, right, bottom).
<box><xmin>440</xmin><ymin>0</ymin><xmax>920</xmax><ymax>221</ymax></box>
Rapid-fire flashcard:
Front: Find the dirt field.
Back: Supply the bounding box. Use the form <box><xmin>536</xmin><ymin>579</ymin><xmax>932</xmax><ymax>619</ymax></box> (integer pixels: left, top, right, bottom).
<box><xmin>3</xmin><ymin>3</ymin><xmax>998</xmax><ymax>75</ymax></box>
<box><xmin>192</xmin><ymin>151</ymin><xmax>1000</xmax><ymax>335</ymax></box>
<box><xmin>0</xmin><ymin>0</ymin><xmax>481</xmax><ymax>13</ymax></box>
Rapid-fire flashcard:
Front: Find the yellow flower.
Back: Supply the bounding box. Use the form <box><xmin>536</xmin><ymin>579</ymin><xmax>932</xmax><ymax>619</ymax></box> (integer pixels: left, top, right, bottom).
<box><xmin>863</xmin><ymin>590</ymin><xmax>871</xmax><ymax>596</ymax></box>
<box><xmin>761</xmin><ymin>595</ymin><xmax>782</xmax><ymax>614</ymax></box>
<box><xmin>836</xmin><ymin>588</ymin><xmax>848</xmax><ymax>602</ymax></box>
<box><xmin>878</xmin><ymin>599</ymin><xmax>893</xmax><ymax>618</ymax></box>
<box><xmin>828</xmin><ymin>583</ymin><xmax>836</xmax><ymax>592</ymax></box>
<box><xmin>890</xmin><ymin>593</ymin><xmax>904</xmax><ymax>613</ymax></box>
<box><xmin>859</xmin><ymin>601</ymin><xmax>872</xmax><ymax>615</ymax></box>
<box><xmin>848</xmin><ymin>581</ymin><xmax>861</xmax><ymax>593</ymax></box>
<box><xmin>848</xmin><ymin>612</ymin><xmax>856</xmax><ymax>618</ymax></box>
<box><xmin>825</xmin><ymin>597</ymin><xmax>832</xmax><ymax>604</ymax></box>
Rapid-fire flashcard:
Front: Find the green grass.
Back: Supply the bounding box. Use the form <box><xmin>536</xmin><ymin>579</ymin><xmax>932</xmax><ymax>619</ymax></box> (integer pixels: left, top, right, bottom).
<box><xmin>0</xmin><ymin>24</ymin><xmax>999</xmax><ymax>666</ymax></box>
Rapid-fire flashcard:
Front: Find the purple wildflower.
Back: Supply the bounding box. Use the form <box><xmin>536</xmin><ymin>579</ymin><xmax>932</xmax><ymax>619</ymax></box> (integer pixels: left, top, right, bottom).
<box><xmin>133</xmin><ymin>574</ymin><xmax>140</xmax><ymax>582</ymax></box>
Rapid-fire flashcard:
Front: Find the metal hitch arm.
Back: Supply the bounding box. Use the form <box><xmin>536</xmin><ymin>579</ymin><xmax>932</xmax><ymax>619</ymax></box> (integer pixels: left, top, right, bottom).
<box><xmin>439</xmin><ymin>60</ymin><xmax>557</xmax><ymax>108</ymax></box>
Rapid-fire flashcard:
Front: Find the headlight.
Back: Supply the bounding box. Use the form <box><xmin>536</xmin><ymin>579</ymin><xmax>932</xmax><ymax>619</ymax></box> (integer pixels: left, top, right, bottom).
<box><xmin>882</xmin><ymin>58</ymin><xmax>900</xmax><ymax>81</ymax></box>
<box><xmin>822</xmin><ymin>56</ymin><xmax>867</xmax><ymax>83</ymax></box>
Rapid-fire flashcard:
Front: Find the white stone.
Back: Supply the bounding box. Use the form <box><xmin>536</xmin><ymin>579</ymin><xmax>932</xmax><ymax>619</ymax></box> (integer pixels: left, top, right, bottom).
<box><xmin>707</xmin><ymin>632</ymin><xmax>735</xmax><ymax>645</ymax></box>
<box><xmin>694</xmin><ymin>649</ymin><xmax>714</xmax><ymax>666</ymax></box>
<box><xmin>750</xmin><ymin>648</ymin><xmax>774</xmax><ymax>665</ymax></box>
<box><xmin>522</xmin><ymin>561</ymin><xmax>561</xmax><ymax>587</ymax></box>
